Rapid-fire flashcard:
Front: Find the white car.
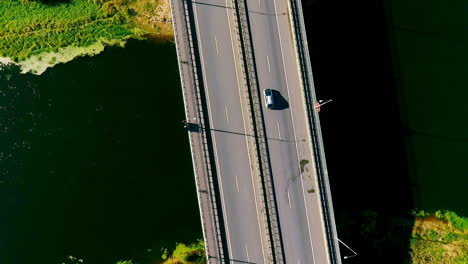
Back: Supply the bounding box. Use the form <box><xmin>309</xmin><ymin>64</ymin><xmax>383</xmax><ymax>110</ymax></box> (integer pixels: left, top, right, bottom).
<box><xmin>264</xmin><ymin>88</ymin><xmax>275</xmax><ymax>109</ymax></box>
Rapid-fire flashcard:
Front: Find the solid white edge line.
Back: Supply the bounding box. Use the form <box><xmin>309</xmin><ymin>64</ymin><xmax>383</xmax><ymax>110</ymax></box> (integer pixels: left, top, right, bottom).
<box><xmin>286</xmin><ymin>0</ymin><xmax>333</xmax><ymax>260</ymax></box>
<box><xmin>192</xmin><ymin>2</ymin><xmax>234</xmax><ymax>261</ymax></box>
<box><xmin>169</xmin><ymin>0</ymin><xmax>210</xmax><ymax>260</ymax></box>
<box><xmin>272</xmin><ymin>0</ymin><xmax>316</xmax><ymax>263</ymax></box>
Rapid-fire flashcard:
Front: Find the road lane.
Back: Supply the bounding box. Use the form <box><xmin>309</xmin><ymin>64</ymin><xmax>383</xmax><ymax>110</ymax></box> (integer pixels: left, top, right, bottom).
<box><xmin>272</xmin><ymin>0</ymin><xmax>332</xmax><ymax>261</ymax></box>
<box><xmin>192</xmin><ymin>0</ymin><xmax>270</xmax><ymax>262</ymax></box>
<box><xmin>245</xmin><ymin>0</ymin><xmax>331</xmax><ymax>263</ymax></box>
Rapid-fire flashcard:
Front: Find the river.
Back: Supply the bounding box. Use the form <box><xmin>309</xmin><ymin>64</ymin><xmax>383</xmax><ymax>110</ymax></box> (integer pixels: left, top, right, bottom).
<box><xmin>0</xmin><ymin>39</ymin><xmax>202</xmax><ymax>264</ymax></box>
<box><xmin>387</xmin><ymin>0</ymin><xmax>468</xmax><ymax>216</ymax></box>
<box><xmin>303</xmin><ymin>0</ymin><xmax>467</xmax><ymax>263</ymax></box>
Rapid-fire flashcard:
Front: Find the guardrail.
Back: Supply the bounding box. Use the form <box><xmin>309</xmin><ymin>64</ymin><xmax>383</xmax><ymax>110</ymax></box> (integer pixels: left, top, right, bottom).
<box><xmin>232</xmin><ymin>0</ymin><xmax>285</xmax><ymax>263</ymax></box>
<box><xmin>182</xmin><ymin>1</ymin><xmax>227</xmax><ymax>261</ymax></box>
<box><xmin>286</xmin><ymin>0</ymin><xmax>342</xmax><ymax>263</ymax></box>
<box><xmin>171</xmin><ymin>0</ymin><xmax>227</xmax><ymax>262</ymax></box>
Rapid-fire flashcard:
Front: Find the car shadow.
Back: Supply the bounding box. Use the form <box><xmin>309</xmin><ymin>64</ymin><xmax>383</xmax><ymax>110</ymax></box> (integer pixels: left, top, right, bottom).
<box><xmin>271</xmin><ymin>90</ymin><xmax>289</xmax><ymax>110</ymax></box>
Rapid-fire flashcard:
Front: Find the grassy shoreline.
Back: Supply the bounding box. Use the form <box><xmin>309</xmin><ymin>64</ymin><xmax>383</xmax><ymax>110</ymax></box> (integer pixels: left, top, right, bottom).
<box><xmin>161</xmin><ymin>240</ymin><xmax>206</xmax><ymax>264</ymax></box>
<box><xmin>411</xmin><ymin>210</ymin><xmax>468</xmax><ymax>264</ymax></box>
<box><xmin>0</xmin><ymin>0</ymin><xmax>172</xmax><ymax>74</ymax></box>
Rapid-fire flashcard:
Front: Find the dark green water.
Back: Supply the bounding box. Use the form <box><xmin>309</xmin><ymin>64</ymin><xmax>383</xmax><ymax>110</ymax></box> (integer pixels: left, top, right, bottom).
<box><xmin>388</xmin><ymin>0</ymin><xmax>468</xmax><ymax>216</ymax></box>
<box><xmin>304</xmin><ymin>1</ymin><xmax>466</xmax><ymax>263</ymax></box>
<box><xmin>0</xmin><ymin>39</ymin><xmax>202</xmax><ymax>264</ymax></box>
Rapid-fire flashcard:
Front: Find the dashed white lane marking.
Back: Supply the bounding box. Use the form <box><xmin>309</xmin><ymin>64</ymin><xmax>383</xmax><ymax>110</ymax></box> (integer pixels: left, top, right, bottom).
<box><xmin>267</xmin><ymin>53</ymin><xmax>271</xmax><ymax>72</ymax></box>
<box><xmin>215</xmin><ymin>35</ymin><xmax>219</xmax><ymax>54</ymax></box>
<box><xmin>246</xmin><ymin>244</ymin><xmax>250</xmax><ymax>263</ymax></box>
<box><xmin>224</xmin><ymin>0</ymin><xmax>268</xmax><ymax>262</ymax></box>
<box><xmin>225</xmin><ymin>104</ymin><xmax>229</xmax><ymax>123</ymax></box>
<box><xmin>272</xmin><ymin>0</ymin><xmax>316</xmax><ymax>262</ymax></box>
<box><xmin>193</xmin><ymin>3</ymin><xmax>234</xmax><ymax>261</ymax></box>
<box><xmin>235</xmin><ymin>175</ymin><xmax>240</xmax><ymax>192</ymax></box>
<box><xmin>287</xmin><ymin>191</ymin><xmax>292</xmax><ymax>208</ymax></box>
<box><xmin>277</xmin><ymin>121</ymin><xmax>281</xmax><ymax>140</ymax></box>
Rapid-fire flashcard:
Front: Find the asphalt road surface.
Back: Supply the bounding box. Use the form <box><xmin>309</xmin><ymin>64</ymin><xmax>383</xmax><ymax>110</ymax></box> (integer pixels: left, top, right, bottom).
<box><xmin>190</xmin><ymin>0</ymin><xmax>332</xmax><ymax>262</ymax></box>
<box><xmin>245</xmin><ymin>0</ymin><xmax>331</xmax><ymax>263</ymax></box>
<box><xmin>191</xmin><ymin>0</ymin><xmax>271</xmax><ymax>263</ymax></box>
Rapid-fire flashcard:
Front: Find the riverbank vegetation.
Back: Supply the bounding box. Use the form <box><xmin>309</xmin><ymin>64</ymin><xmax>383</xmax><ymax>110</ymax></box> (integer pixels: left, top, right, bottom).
<box><xmin>60</xmin><ymin>240</ymin><xmax>205</xmax><ymax>264</ymax></box>
<box><xmin>161</xmin><ymin>240</ymin><xmax>206</xmax><ymax>264</ymax></box>
<box><xmin>0</xmin><ymin>0</ymin><xmax>172</xmax><ymax>74</ymax></box>
<box><xmin>336</xmin><ymin>209</ymin><xmax>467</xmax><ymax>264</ymax></box>
<box><xmin>410</xmin><ymin>210</ymin><xmax>468</xmax><ymax>264</ymax></box>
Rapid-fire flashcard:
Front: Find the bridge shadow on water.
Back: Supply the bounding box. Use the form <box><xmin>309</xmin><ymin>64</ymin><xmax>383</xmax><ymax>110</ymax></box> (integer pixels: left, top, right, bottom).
<box><xmin>304</xmin><ymin>0</ymin><xmax>415</xmax><ymax>263</ymax></box>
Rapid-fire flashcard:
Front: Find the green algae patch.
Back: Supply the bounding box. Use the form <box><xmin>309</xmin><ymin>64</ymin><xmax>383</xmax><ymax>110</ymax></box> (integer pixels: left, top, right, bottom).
<box><xmin>0</xmin><ymin>0</ymin><xmax>157</xmax><ymax>74</ymax></box>
<box><xmin>161</xmin><ymin>240</ymin><xmax>206</xmax><ymax>264</ymax></box>
<box><xmin>410</xmin><ymin>210</ymin><xmax>468</xmax><ymax>264</ymax></box>
<box><xmin>19</xmin><ymin>40</ymin><xmax>107</xmax><ymax>74</ymax></box>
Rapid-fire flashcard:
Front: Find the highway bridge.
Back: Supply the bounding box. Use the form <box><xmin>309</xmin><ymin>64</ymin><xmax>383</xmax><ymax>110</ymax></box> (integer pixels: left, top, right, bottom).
<box><xmin>170</xmin><ymin>0</ymin><xmax>342</xmax><ymax>263</ymax></box>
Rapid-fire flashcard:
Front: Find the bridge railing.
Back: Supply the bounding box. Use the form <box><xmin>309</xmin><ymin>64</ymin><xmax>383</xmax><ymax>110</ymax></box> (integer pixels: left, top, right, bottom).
<box><xmin>232</xmin><ymin>0</ymin><xmax>285</xmax><ymax>263</ymax></box>
<box><xmin>182</xmin><ymin>3</ymin><xmax>227</xmax><ymax>261</ymax></box>
<box><xmin>286</xmin><ymin>0</ymin><xmax>342</xmax><ymax>263</ymax></box>
<box><xmin>171</xmin><ymin>0</ymin><xmax>226</xmax><ymax>261</ymax></box>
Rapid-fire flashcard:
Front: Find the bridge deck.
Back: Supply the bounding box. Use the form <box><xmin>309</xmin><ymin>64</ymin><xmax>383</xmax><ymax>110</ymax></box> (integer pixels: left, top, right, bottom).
<box><xmin>170</xmin><ymin>0</ymin><xmax>342</xmax><ymax>263</ymax></box>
